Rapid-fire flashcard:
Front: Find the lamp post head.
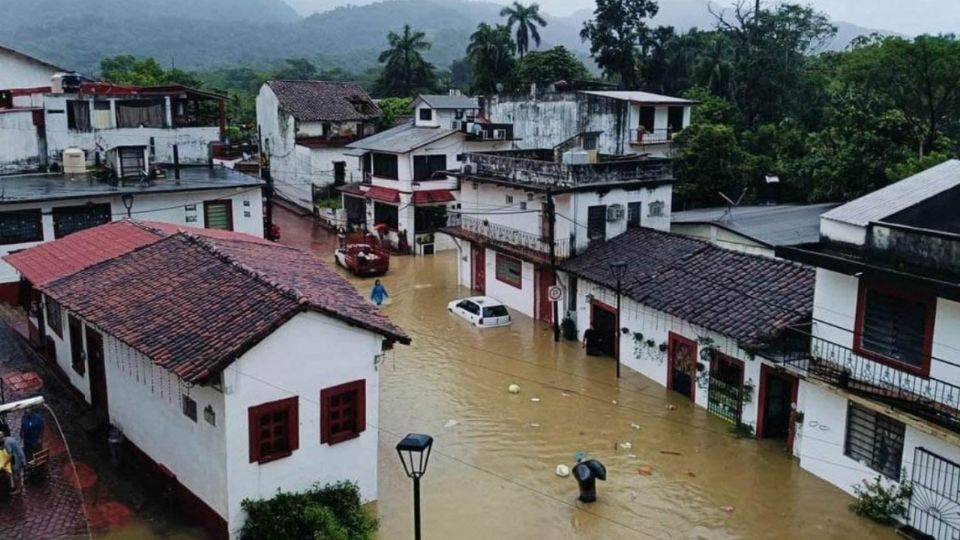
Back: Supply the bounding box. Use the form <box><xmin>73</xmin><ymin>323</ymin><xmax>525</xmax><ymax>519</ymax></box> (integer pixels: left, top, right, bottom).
<box><xmin>396</xmin><ymin>433</ymin><xmax>434</xmax><ymax>479</ymax></box>
<box><xmin>609</xmin><ymin>260</ymin><xmax>628</xmax><ymax>283</ymax></box>
<box><xmin>121</xmin><ymin>193</ymin><xmax>134</xmax><ymax>211</ymax></box>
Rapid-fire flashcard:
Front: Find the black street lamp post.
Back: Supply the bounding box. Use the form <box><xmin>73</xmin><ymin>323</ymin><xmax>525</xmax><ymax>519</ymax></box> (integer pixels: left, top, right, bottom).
<box><xmin>396</xmin><ymin>433</ymin><xmax>434</xmax><ymax>540</ymax></box>
<box><xmin>609</xmin><ymin>261</ymin><xmax>628</xmax><ymax>379</ymax></box>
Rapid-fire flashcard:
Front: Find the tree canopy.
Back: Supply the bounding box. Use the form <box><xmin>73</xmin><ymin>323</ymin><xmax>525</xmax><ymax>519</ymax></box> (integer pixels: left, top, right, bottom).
<box><xmin>500</xmin><ymin>2</ymin><xmax>547</xmax><ymax>59</ymax></box>
<box><xmin>467</xmin><ymin>23</ymin><xmax>517</xmax><ymax>94</ymax></box>
<box><xmin>376</xmin><ymin>24</ymin><xmax>436</xmax><ymax>97</ymax></box>
<box><xmin>580</xmin><ymin>0</ymin><xmax>660</xmax><ymax>88</ymax></box>
<box><xmin>101</xmin><ymin>55</ymin><xmax>201</xmax><ymax>87</ymax></box>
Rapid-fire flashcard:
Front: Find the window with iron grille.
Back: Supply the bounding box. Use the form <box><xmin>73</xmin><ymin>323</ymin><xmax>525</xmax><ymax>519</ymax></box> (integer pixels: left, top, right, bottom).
<box><xmin>248</xmin><ymin>397</ymin><xmax>299</xmax><ymax>463</ymax></box>
<box><xmin>53</xmin><ymin>204</ymin><xmax>111</xmax><ymax>239</ymax></box>
<box><xmin>372</xmin><ymin>153</ymin><xmax>398</xmax><ymax>179</ymax></box>
<box><xmin>844</xmin><ymin>402</ymin><xmax>905</xmax><ymax>480</ymax></box>
<box><xmin>45</xmin><ymin>296</ymin><xmax>63</xmax><ymax>338</ymax></box>
<box><xmin>182</xmin><ymin>395</ymin><xmax>197</xmax><ymax>422</ymax></box>
<box><xmin>856</xmin><ymin>283</ymin><xmax>934</xmax><ymax>374</ymax></box>
<box><xmin>0</xmin><ymin>210</ymin><xmax>43</xmax><ymax>245</ymax></box>
<box><xmin>413</xmin><ymin>155</ymin><xmax>447</xmax><ymax>181</ymax></box>
<box><xmin>321</xmin><ymin>380</ymin><xmax>366</xmax><ymax>445</ymax></box>
<box><xmin>495</xmin><ymin>253</ymin><xmax>522</xmax><ymax>289</ymax></box>
<box><xmin>419</xmin><ymin>108</ymin><xmax>433</xmax><ymax>121</ymax></box>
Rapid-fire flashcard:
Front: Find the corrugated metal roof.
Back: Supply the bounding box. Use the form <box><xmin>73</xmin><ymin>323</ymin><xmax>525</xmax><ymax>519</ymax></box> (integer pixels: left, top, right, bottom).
<box><xmin>415</xmin><ymin>94</ymin><xmax>479</xmax><ymax>109</ymax></box>
<box><xmin>346</xmin><ymin>120</ymin><xmax>457</xmax><ymax>154</ymax></box>
<box><xmin>672</xmin><ymin>203</ymin><xmax>838</xmax><ymax>247</ymax></box>
<box><xmin>580</xmin><ymin>91</ymin><xmax>696</xmax><ymax>105</ymax></box>
<box><xmin>822</xmin><ymin>159</ymin><xmax>960</xmax><ymax>227</ymax></box>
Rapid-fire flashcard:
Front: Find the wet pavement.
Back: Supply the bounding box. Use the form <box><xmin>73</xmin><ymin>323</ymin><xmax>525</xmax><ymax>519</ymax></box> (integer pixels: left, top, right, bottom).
<box><xmin>274</xmin><ymin>206</ymin><xmax>899</xmax><ymax>540</ymax></box>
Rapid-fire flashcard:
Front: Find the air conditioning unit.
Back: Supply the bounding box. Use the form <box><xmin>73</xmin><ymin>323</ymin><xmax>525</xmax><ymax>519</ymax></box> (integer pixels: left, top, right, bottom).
<box><xmin>493</xmin><ymin>129</ymin><xmax>507</xmax><ymax>140</ymax></box>
<box><xmin>461</xmin><ymin>163</ymin><xmax>475</xmax><ymax>175</ymax></box>
<box><xmin>606</xmin><ymin>204</ymin><xmax>625</xmax><ymax>222</ymax></box>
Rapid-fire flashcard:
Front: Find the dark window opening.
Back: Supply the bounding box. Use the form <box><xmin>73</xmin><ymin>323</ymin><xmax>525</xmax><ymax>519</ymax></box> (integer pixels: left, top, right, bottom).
<box><xmin>587</xmin><ymin>205</ymin><xmax>607</xmax><ymax>243</ymax></box>
<box><xmin>0</xmin><ymin>209</ymin><xmax>43</xmax><ymax>245</ymax></box>
<box><xmin>45</xmin><ymin>297</ymin><xmax>63</xmax><ymax>338</ymax></box>
<box><xmin>116</xmin><ymin>98</ymin><xmax>166</xmax><ymax>128</ymax></box>
<box><xmin>204</xmin><ymin>200</ymin><xmax>234</xmax><ymax>231</ymax></box>
<box><xmin>583</xmin><ymin>134</ymin><xmax>598</xmax><ymax>151</ymax></box>
<box><xmin>68</xmin><ymin>314</ymin><xmax>85</xmax><ymax>376</ymax></box>
<box><xmin>419</xmin><ymin>108</ymin><xmax>433</xmax><ymax>121</ymax></box>
<box><xmin>495</xmin><ymin>254</ymin><xmax>522</xmax><ymax>289</ymax></box>
<box><xmin>414</xmin><ymin>205</ymin><xmax>447</xmax><ymax>234</ymax></box>
<box><xmin>413</xmin><ymin>155</ymin><xmax>448</xmax><ymax>181</ymax></box>
<box><xmin>182</xmin><ymin>395</ymin><xmax>197</xmax><ymax>422</ymax></box>
<box><xmin>67</xmin><ymin>100</ymin><xmax>91</xmax><ymax>132</ymax></box>
<box><xmin>856</xmin><ymin>284</ymin><xmax>934</xmax><ymax>374</ymax></box>
<box><xmin>567</xmin><ymin>276</ymin><xmax>577</xmax><ymax>312</ymax></box>
<box><xmin>0</xmin><ymin>91</ymin><xmax>11</xmax><ymax>109</ymax></box>
<box><xmin>372</xmin><ymin>153</ymin><xmax>399</xmax><ymax>179</ymax></box>
<box><xmin>627</xmin><ymin>202</ymin><xmax>642</xmax><ymax>229</ymax></box>
<box><xmin>638</xmin><ymin>106</ymin><xmax>655</xmax><ymax>133</ymax></box>
<box><xmin>844</xmin><ymin>402</ymin><xmax>904</xmax><ymax>480</ymax></box>
<box><xmin>53</xmin><ymin>204</ymin><xmax>111</xmax><ymax>239</ymax></box>
<box><xmin>667</xmin><ymin>106</ymin><xmax>685</xmax><ymax>134</ymax></box>
<box><xmin>248</xmin><ymin>397</ymin><xmax>299</xmax><ymax>464</ymax></box>
<box><xmin>321</xmin><ymin>380</ymin><xmax>366</xmax><ymax>445</ymax></box>
<box><xmin>117</xmin><ymin>147</ymin><xmax>145</xmax><ymax>178</ymax></box>
<box><xmin>374</xmin><ymin>202</ymin><xmax>398</xmax><ymax>230</ymax></box>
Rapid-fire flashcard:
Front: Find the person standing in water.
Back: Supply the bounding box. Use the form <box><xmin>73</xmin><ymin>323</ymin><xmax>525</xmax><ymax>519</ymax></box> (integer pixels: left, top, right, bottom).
<box><xmin>370</xmin><ymin>279</ymin><xmax>389</xmax><ymax>306</ymax></box>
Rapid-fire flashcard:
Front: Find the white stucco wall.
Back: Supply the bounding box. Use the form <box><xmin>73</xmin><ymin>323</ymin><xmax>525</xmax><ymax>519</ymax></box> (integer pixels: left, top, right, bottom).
<box><xmin>0</xmin><ymin>110</ymin><xmax>41</xmax><ymax>173</ymax></box>
<box><xmin>820</xmin><ymin>217</ymin><xmax>866</xmax><ymax>246</ymax></box>
<box><xmin>222</xmin><ymin>311</ymin><xmax>382</xmax><ymax>538</ymax></box>
<box><xmin>0</xmin><ymin>187</ymin><xmax>263</xmax><ymax>284</ymax></box>
<box><xmin>0</xmin><ymin>50</ymin><xmax>59</xmax><ymax>90</ymax></box>
<box><xmin>44</xmin><ymin>295</ymin><xmax>91</xmax><ymax>402</ymax></box>
<box><xmin>482</xmin><ymin>247</ymin><xmax>536</xmax><ymax>318</ymax></box>
<box><xmin>670</xmin><ymin>222</ymin><xmax>774</xmax><ymax>258</ymax></box>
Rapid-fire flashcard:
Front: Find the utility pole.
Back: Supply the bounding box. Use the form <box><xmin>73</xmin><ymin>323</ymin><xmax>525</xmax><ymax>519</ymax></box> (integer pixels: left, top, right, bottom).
<box><xmin>258</xmin><ymin>126</ymin><xmax>275</xmax><ymax>240</ymax></box>
<box><xmin>546</xmin><ymin>189</ymin><xmax>559</xmax><ymax>342</ymax></box>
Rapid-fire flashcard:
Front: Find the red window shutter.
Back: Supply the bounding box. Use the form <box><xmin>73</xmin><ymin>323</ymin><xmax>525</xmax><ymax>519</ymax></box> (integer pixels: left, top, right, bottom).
<box><xmin>288</xmin><ymin>397</ymin><xmax>300</xmax><ymax>452</ymax></box>
<box><xmin>320</xmin><ymin>379</ymin><xmax>366</xmax><ymax>445</ymax></box>
<box><xmin>356</xmin><ymin>381</ymin><xmax>366</xmax><ymax>434</ymax></box>
<box><xmin>248</xmin><ymin>405</ymin><xmax>260</xmax><ymax>463</ymax></box>
<box><xmin>320</xmin><ymin>387</ymin><xmax>332</xmax><ymax>444</ymax></box>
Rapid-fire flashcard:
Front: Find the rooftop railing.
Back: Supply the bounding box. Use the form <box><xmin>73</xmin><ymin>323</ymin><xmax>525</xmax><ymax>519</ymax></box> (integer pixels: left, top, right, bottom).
<box><xmin>445</xmin><ymin>213</ymin><xmax>570</xmax><ymax>260</ymax></box>
<box><xmin>464</xmin><ymin>152</ymin><xmax>671</xmax><ymax>188</ymax></box>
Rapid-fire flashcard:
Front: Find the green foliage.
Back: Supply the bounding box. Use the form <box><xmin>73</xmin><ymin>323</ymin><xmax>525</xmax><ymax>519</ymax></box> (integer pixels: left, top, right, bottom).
<box><xmin>561</xmin><ymin>317</ymin><xmax>578</xmax><ymax>341</ymax></box>
<box><xmin>500</xmin><ymin>1</ymin><xmax>547</xmax><ymax>59</ymax></box>
<box><xmin>580</xmin><ymin>0</ymin><xmax>660</xmax><ymax>88</ymax></box>
<box><xmin>673</xmin><ymin>123</ymin><xmax>751</xmax><ymax>207</ymax></box>
<box><xmin>467</xmin><ymin>23</ymin><xmax>516</xmax><ymax>94</ymax></box>
<box><xmin>101</xmin><ymin>55</ymin><xmax>201</xmax><ymax>87</ymax></box>
<box><xmin>849</xmin><ymin>476</ymin><xmax>911</xmax><ymax>524</ymax></box>
<box><xmin>377</xmin><ymin>97</ymin><xmax>414</xmax><ymax>130</ymax></box>
<box><xmin>730</xmin><ymin>422</ymin><xmax>755</xmax><ymax>438</ymax></box>
<box><xmin>377</xmin><ymin>24</ymin><xmax>436</xmax><ymax>98</ymax></box>
<box><xmin>515</xmin><ymin>46</ymin><xmax>591</xmax><ymax>89</ymax></box>
<box><xmin>240</xmin><ymin>481</ymin><xmax>377</xmax><ymax>540</ymax></box>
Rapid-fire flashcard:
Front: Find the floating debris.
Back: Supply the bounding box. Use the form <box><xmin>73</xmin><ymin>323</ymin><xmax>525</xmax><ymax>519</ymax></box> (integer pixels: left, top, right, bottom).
<box><xmin>530</xmin><ymin>423</ymin><xmax>541</xmax><ymax>428</ymax></box>
<box><xmin>530</xmin><ymin>397</ymin><xmax>541</xmax><ymax>403</ymax></box>
<box><xmin>508</xmin><ymin>384</ymin><xmax>521</xmax><ymax>394</ymax></box>
<box><xmin>660</xmin><ymin>450</ymin><xmax>682</xmax><ymax>456</ymax></box>
<box><xmin>722</xmin><ymin>506</ymin><xmax>735</xmax><ymax>514</ymax></box>
<box><xmin>444</xmin><ymin>419</ymin><xmax>459</xmax><ymax>428</ymax></box>
<box><xmin>637</xmin><ymin>465</ymin><xmax>654</xmax><ymax>476</ymax></box>
<box><xmin>630</xmin><ymin>423</ymin><xmax>641</xmax><ymax>430</ymax></box>
<box><xmin>665</xmin><ymin>405</ymin><xmax>677</xmax><ymax>411</ymax></box>
<box><xmin>556</xmin><ymin>465</ymin><xmax>570</xmax><ymax>477</ymax></box>
<box><xmin>687</xmin><ymin>471</ymin><xmax>697</xmax><ymax>478</ymax></box>
<box><xmin>619</xmin><ymin>442</ymin><xmax>633</xmax><ymax>450</ymax></box>
<box><xmin>627</xmin><ymin>454</ymin><xmax>638</xmax><ymax>459</ymax></box>
<box><xmin>611</xmin><ymin>400</ymin><xmax>618</xmax><ymax>405</ymax></box>
<box><xmin>574</xmin><ymin>450</ymin><xmax>588</xmax><ymax>462</ymax></box>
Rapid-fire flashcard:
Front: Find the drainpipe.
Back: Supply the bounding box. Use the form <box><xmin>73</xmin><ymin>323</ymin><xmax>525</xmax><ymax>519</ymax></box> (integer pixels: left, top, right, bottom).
<box><xmin>173</xmin><ymin>144</ymin><xmax>181</xmax><ymax>184</ymax></box>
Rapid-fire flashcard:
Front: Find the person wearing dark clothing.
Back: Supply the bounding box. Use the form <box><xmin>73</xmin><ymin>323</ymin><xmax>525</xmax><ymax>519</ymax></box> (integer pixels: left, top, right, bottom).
<box><xmin>583</xmin><ymin>326</ymin><xmax>602</xmax><ymax>356</ymax></box>
<box><xmin>20</xmin><ymin>411</ymin><xmax>43</xmax><ymax>461</ymax></box>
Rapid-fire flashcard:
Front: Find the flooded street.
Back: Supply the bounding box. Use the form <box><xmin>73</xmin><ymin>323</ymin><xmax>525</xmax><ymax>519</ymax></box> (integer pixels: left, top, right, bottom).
<box><xmin>276</xmin><ymin>209</ymin><xmax>897</xmax><ymax>540</ymax></box>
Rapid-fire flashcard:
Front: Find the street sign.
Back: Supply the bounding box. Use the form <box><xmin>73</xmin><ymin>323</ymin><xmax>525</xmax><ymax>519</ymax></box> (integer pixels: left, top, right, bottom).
<box><xmin>547</xmin><ymin>285</ymin><xmax>563</xmax><ymax>302</ymax></box>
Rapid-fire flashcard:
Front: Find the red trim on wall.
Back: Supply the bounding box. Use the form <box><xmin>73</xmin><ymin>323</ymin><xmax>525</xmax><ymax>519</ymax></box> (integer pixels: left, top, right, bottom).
<box><xmin>756</xmin><ymin>364</ymin><xmax>799</xmax><ymax>452</ymax></box>
<box><xmin>248</xmin><ymin>397</ymin><xmax>299</xmax><ymax>464</ymax></box>
<box><xmin>9</xmin><ymin>86</ymin><xmax>51</xmax><ymax>96</ymax></box>
<box><xmin>853</xmin><ymin>280</ymin><xmax>936</xmax><ymax>378</ymax></box>
<box><xmin>320</xmin><ymin>379</ymin><xmax>366</xmax><ymax>445</ymax></box>
<box><xmin>588</xmin><ymin>298</ymin><xmax>615</xmax><ymax>325</ymax></box>
<box><xmin>667</xmin><ymin>332</ymin><xmax>697</xmax><ymax>403</ymax></box>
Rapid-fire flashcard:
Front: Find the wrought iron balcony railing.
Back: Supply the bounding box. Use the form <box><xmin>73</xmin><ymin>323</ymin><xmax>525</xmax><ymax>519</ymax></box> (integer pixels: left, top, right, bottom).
<box><xmin>445</xmin><ymin>214</ymin><xmax>570</xmax><ymax>261</ymax></box>
<box><xmin>771</xmin><ymin>333</ymin><xmax>960</xmax><ymax>433</ymax></box>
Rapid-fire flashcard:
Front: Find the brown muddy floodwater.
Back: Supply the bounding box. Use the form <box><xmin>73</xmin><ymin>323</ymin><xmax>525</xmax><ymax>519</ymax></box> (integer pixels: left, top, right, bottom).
<box><xmin>102</xmin><ymin>211</ymin><xmax>900</xmax><ymax>540</ymax></box>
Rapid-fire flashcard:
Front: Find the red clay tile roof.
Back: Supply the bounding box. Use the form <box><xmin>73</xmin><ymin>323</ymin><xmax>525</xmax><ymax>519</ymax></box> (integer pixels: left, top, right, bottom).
<box><xmin>412</xmin><ymin>189</ymin><xmax>455</xmax><ymax>204</ymax></box>
<box><xmin>561</xmin><ymin>228</ymin><xmax>814</xmax><ymax>345</ymax></box>
<box><xmin>3</xmin><ymin>219</ymin><xmax>271</xmax><ymax>286</ymax></box>
<box><xmin>37</xmin><ymin>232</ymin><xmax>408</xmax><ymax>383</ymax></box>
<box><xmin>266</xmin><ymin>80</ymin><xmax>380</xmax><ymax>122</ymax></box>
<box><xmin>365</xmin><ymin>186</ymin><xmax>400</xmax><ymax>203</ymax></box>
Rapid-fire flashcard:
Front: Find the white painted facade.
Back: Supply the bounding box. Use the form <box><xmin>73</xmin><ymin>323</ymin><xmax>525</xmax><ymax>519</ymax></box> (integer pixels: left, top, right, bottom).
<box><xmin>670</xmin><ymin>222</ymin><xmax>774</xmax><ymax>258</ymax></box>
<box><xmin>0</xmin><ymin>47</ymin><xmax>61</xmax><ymax>90</ymax></box>
<box><xmin>0</xmin><ymin>110</ymin><xmax>42</xmax><ymax>173</ymax></box>
<box><xmin>0</xmin><ymin>187</ymin><xmax>264</xmax><ymax>286</ymax></box>
<box><xmin>39</xmin><ymin>304</ymin><xmax>383</xmax><ymax>539</ymax></box>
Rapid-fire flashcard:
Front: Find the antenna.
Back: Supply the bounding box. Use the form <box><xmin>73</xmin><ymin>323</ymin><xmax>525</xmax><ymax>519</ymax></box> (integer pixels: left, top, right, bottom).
<box><xmin>717</xmin><ymin>188</ymin><xmax>748</xmax><ymax>223</ymax></box>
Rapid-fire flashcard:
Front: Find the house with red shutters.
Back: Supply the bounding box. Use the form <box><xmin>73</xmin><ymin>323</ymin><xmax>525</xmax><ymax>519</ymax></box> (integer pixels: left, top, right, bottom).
<box><xmin>4</xmin><ymin>219</ymin><xmax>409</xmax><ymax>539</ymax></box>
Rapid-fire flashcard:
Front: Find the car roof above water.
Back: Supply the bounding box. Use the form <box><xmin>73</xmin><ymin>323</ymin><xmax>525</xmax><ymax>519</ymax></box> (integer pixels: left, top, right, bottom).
<box><xmin>466</xmin><ymin>296</ymin><xmax>502</xmax><ymax>306</ymax></box>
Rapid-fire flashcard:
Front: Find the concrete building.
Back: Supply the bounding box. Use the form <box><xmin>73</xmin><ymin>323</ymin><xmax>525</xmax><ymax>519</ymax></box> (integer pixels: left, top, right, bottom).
<box><xmin>0</xmin><ymin>163</ymin><xmax>263</xmax><ymax>303</ymax></box>
<box><xmin>256</xmin><ymin>81</ymin><xmax>380</xmax><ymax>209</ymax></box>
<box><xmin>340</xmin><ymin>93</ymin><xmax>514</xmax><ymax>254</ymax></box>
<box><xmin>485</xmin><ymin>90</ymin><xmax>695</xmax><ymax>158</ymax></box>
<box><xmin>0</xmin><ymin>44</ymin><xmax>65</xmax><ymax>91</ymax></box>
<box><xmin>560</xmin><ymin>228</ymin><xmax>814</xmax><ymax>437</ymax></box>
<box><xmin>774</xmin><ymin>160</ymin><xmax>960</xmax><ymax>539</ymax></box>
<box><xmin>441</xmin><ymin>145</ymin><xmax>673</xmax><ymax>322</ymax></box>
<box><xmin>671</xmin><ymin>203</ymin><xmax>839</xmax><ymax>258</ymax></box>
<box><xmin>5</xmin><ymin>221</ymin><xmax>409</xmax><ymax>539</ymax></box>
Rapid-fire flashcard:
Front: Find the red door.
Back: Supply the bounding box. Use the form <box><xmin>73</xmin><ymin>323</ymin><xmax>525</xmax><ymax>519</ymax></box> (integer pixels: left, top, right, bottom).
<box><xmin>536</xmin><ymin>266</ymin><xmax>553</xmax><ymax>324</ymax></box>
<box><xmin>471</xmin><ymin>244</ymin><xmax>485</xmax><ymax>294</ymax></box>
<box><xmin>667</xmin><ymin>332</ymin><xmax>697</xmax><ymax>402</ymax></box>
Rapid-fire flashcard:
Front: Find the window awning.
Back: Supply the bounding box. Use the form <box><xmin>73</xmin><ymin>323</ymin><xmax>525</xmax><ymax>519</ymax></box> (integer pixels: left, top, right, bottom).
<box><xmin>412</xmin><ymin>189</ymin><xmax>455</xmax><ymax>204</ymax></box>
<box><xmin>365</xmin><ymin>186</ymin><xmax>400</xmax><ymax>203</ymax></box>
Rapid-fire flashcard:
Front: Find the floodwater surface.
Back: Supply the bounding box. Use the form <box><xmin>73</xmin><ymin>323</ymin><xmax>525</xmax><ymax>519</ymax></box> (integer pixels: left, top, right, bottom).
<box><xmin>103</xmin><ymin>209</ymin><xmax>899</xmax><ymax>539</ymax></box>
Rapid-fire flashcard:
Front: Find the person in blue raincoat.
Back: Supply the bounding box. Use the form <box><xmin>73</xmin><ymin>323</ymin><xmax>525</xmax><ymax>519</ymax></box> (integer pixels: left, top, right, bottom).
<box><xmin>370</xmin><ymin>279</ymin><xmax>389</xmax><ymax>306</ymax></box>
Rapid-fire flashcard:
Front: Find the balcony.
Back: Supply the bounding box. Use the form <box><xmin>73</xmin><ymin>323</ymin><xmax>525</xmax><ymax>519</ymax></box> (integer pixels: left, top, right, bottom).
<box><xmin>770</xmin><ymin>332</ymin><xmax>960</xmax><ymax>433</ymax></box>
<box><xmin>454</xmin><ymin>121</ymin><xmax>515</xmax><ymax>141</ymax></box>
<box><xmin>443</xmin><ymin>214</ymin><xmax>570</xmax><ymax>263</ymax></box>
<box><xmin>630</xmin><ymin>128</ymin><xmax>676</xmax><ymax>146</ymax></box>
<box><xmin>463</xmin><ymin>151</ymin><xmax>671</xmax><ymax>190</ymax></box>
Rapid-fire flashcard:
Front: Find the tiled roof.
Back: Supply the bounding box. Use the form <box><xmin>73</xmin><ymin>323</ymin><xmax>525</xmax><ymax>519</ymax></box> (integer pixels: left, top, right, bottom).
<box><xmin>267</xmin><ymin>80</ymin><xmax>380</xmax><ymax>122</ymax></box>
<box><xmin>561</xmin><ymin>228</ymin><xmax>813</xmax><ymax>344</ymax></box>
<box><xmin>38</xmin><ymin>232</ymin><xmax>408</xmax><ymax>383</ymax></box>
<box><xmin>3</xmin><ymin>219</ymin><xmax>270</xmax><ymax>286</ymax></box>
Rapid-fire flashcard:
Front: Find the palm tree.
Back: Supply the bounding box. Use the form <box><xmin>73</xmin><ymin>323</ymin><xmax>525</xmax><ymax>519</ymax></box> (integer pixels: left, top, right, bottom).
<box><xmin>467</xmin><ymin>23</ymin><xmax>516</xmax><ymax>93</ymax></box>
<box><xmin>500</xmin><ymin>1</ymin><xmax>547</xmax><ymax>59</ymax></box>
<box><xmin>694</xmin><ymin>35</ymin><xmax>735</xmax><ymax>99</ymax></box>
<box><xmin>377</xmin><ymin>24</ymin><xmax>435</xmax><ymax>97</ymax></box>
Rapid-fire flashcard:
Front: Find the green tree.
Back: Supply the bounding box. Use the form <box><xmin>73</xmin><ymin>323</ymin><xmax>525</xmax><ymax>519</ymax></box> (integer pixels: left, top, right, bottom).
<box><xmin>101</xmin><ymin>55</ymin><xmax>202</xmax><ymax>87</ymax></box>
<box><xmin>515</xmin><ymin>46</ymin><xmax>591</xmax><ymax>89</ymax></box>
<box><xmin>673</xmin><ymin>123</ymin><xmax>752</xmax><ymax>208</ymax></box>
<box><xmin>691</xmin><ymin>33</ymin><xmax>735</xmax><ymax>99</ymax></box>
<box><xmin>449</xmin><ymin>58</ymin><xmax>473</xmax><ymax>90</ymax></box>
<box><xmin>240</xmin><ymin>482</ymin><xmax>377</xmax><ymax>540</ymax></box>
<box><xmin>273</xmin><ymin>58</ymin><xmax>317</xmax><ymax>80</ymax></box>
<box><xmin>376</xmin><ymin>96</ymin><xmax>413</xmax><ymax>130</ymax></box>
<box><xmin>376</xmin><ymin>24</ymin><xmax>436</xmax><ymax>98</ymax></box>
<box><xmin>500</xmin><ymin>1</ymin><xmax>547</xmax><ymax>59</ymax></box>
<box><xmin>467</xmin><ymin>23</ymin><xmax>516</xmax><ymax>94</ymax></box>
<box><xmin>580</xmin><ymin>0</ymin><xmax>660</xmax><ymax>88</ymax></box>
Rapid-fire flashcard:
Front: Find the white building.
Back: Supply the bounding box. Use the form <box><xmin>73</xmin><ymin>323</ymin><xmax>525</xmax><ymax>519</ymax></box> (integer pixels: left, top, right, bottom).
<box><xmin>560</xmin><ymin>227</ymin><xmax>814</xmax><ymax>437</ymax></box>
<box><xmin>340</xmin><ymin>93</ymin><xmax>513</xmax><ymax>254</ymax></box>
<box><xmin>775</xmin><ymin>159</ymin><xmax>960</xmax><ymax>539</ymax></box>
<box><xmin>0</xmin><ymin>162</ymin><xmax>263</xmax><ymax>304</ymax></box>
<box><xmin>256</xmin><ymin>80</ymin><xmax>380</xmax><ymax>210</ymax></box>
<box><xmin>5</xmin><ymin>221</ymin><xmax>409</xmax><ymax>539</ymax></box>
<box><xmin>0</xmin><ymin>44</ymin><xmax>65</xmax><ymax>91</ymax></box>
<box><xmin>485</xmin><ymin>90</ymin><xmax>695</xmax><ymax>158</ymax></box>
<box><xmin>443</xmin><ymin>145</ymin><xmax>673</xmax><ymax>323</ymax></box>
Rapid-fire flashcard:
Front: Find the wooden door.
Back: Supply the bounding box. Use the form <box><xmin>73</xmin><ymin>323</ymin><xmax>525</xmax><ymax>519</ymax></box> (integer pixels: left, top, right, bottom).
<box><xmin>471</xmin><ymin>244</ymin><xmax>485</xmax><ymax>294</ymax></box>
<box><xmin>68</xmin><ymin>315</ymin><xmax>85</xmax><ymax>376</ymax></box>
<box><xmin>590</xmin><ymin>301</ymin><xmax>617</xmax><ymax>358</ymax></box>
<box><xmin>85</xmin><ymin>327</ymin><xmax>108</xmax><ymax>417</ymax></box>
<box><xmin>536</xmin><ymin>267</ymin><xmax>553</xmax><ymax>324</ymax></box>
<box><xmin>668</xmin><ymin>332</ymin><xmax>697</xmax><ymax>402</ymax></box>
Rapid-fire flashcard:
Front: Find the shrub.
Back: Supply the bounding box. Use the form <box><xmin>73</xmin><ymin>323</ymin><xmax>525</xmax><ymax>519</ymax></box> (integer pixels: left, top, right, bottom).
<box><xmin>849</xmin><ymin>476</ymin><xmax>911</xmax><ymax>524</ymax></box>
<box><xmin>241</xmin><ymin>481</ymin><xmax>377</xmax><ymax>540</ymax></box>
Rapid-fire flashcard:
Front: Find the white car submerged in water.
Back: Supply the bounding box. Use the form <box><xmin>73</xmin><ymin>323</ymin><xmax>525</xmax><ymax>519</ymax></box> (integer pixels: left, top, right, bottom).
<box><xmin>447</xmin><ymin>296</ymin><xmax>512</xmax><ymax>328</ymax></box>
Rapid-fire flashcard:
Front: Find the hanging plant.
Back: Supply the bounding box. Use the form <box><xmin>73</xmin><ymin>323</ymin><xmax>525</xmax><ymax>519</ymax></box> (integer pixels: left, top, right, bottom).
<box><xmin>658</xmin><ymin>342</ymin><xmax>668</xmax><ymax>352</ymax></box>
<box><xmin>741</xmin><ymin>379</ymin><xmax>755</xmax><ymax>404</ymax></box>
<box><xmin>646</xmin><ymin>339</ymin><xmax>656</xmax><ymax>349</ymax></box>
